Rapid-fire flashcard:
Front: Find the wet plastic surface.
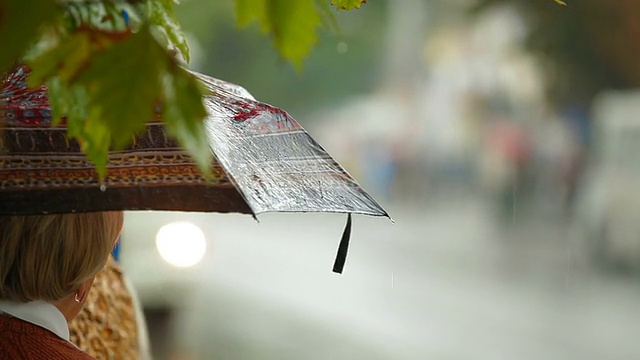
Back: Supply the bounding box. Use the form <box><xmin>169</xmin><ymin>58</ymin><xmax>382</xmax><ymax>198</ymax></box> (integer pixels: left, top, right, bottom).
<box><xmin>196</xmin><ymin>72</ymin><xmax>387</xmax><ymax>217</ymax></box>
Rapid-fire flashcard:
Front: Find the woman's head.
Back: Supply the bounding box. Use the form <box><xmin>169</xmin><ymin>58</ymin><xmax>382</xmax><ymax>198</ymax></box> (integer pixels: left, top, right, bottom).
<box><xmin>0</xmin><ymin>211</ymin><xmax>124</xmax><ymax>303</ymax></box>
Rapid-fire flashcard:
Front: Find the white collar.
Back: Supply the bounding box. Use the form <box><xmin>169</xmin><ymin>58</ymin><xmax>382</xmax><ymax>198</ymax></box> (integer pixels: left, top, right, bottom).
<box><xmin>0</xmin><ymin>300</ymin><xmax>70</xmax><ymax>341</ymax></box>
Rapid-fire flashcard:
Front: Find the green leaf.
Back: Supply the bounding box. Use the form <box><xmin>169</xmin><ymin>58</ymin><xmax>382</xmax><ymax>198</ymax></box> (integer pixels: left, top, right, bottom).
<box><xmin>11</xmin><ymin>1</ymin><xmax>209</xmax><ymax>179</ymax></box>
<box><xmin>235</xmin><ymin>0</ymin><xmax>268</xmax><ymax>29</ymax></box>
<box><xmin>29</xmin><ymin>23</ymin><xmax>210</xmax><ymax>179</ymax></box>
<box><xmin>45</xmin><ymin>78</ymin><xmax>88</xmax><ymax>127</ymax></box>
<box><xmin>331</xmin><ymin>0</ymin><xmax>367</xmax><ymax>11</ymax></box>
<box><xmin>161</xmin><ymin>66</ymin><xmax>212</xmax><ymax>177</ymax></box>
<box><xmin>27</xmin><ymin>27</ymin><xmax>131</xmax><ymax>88</ymax></box>
<box><xmin>235</xmin><ymin>0</ymin><xmax>321</xmax><ymax>69</ymax></box>
<box><xmin>80</xmin><ymin>111</ymin><xmax>111</xmax><ymax>178</ymax></box>
<box><xmin>269</xmin><ymin>0</ymin><xmax>321</xmax><ymax>69</ymax></box>
<box><xmin>148</xmin><ymin>0</ymin><xmax>191</xmax><ymax>63</ymax></box>
<box><xmin>76</xmin><ymin>27</ymin><xmax>164</xmax><ymax>151</ymax></box>
<box><xmin>27</xmin><ymin>31</ymin><xmax>94</xmax><ymax>87</ymax></box>
<box><xmin>0</xmin><ymin>0</ymin><xmax>60</xmax><ymax>76</ymax></box>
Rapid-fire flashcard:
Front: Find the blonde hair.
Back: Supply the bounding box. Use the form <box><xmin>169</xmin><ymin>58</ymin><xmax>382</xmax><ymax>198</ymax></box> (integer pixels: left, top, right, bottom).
<box><xmin>0</xmin><ymin>211</ymin><xmax>124</xmax><ymax>302</ymax></box>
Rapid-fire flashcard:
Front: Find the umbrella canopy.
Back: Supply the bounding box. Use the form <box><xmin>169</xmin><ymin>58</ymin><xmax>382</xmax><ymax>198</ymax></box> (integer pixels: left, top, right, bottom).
<box><xmin>0</xmin><ymin>66</ymin><xmax>387</xmax><ymax>218</ymax></box>
<box><xmin>0</xmin><ymin>67</ymin><xmax>388</xmax><ymax>272</ymax></box>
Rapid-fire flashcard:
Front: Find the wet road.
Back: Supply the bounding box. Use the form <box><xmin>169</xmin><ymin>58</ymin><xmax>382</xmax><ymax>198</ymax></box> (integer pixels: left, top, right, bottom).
<box><xmin>122</xmin><ymin>199</ymin><xmax>640</xmax><ymax>359</ymax></box>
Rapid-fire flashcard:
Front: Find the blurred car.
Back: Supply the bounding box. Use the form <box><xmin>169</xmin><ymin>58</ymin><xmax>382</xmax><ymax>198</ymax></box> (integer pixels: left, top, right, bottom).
<box><xmin>574</xmin><ymin>90</ymin><xmax>640</xmax><ymax>270</ymax></box>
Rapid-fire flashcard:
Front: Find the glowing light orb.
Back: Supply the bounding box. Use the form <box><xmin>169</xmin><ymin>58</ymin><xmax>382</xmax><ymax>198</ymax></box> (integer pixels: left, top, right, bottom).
<box><xmin>155</xmin><ymin>221</ymin><xmax>206</xmax><ymax>268</ymax></box>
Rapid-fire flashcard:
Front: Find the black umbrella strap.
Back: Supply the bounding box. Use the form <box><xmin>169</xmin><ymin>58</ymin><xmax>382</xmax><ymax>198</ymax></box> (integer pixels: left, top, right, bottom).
<box><xmin>333</xmin><ymin>213</ymin><xmax>352</xmax><ymax>274</ymax></box>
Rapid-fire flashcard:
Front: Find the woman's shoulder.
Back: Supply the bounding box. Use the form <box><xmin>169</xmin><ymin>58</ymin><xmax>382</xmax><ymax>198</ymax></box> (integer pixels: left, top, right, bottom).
<box><xmin>0</xmin><ymin>315</ymin><xmax>94</xmax><ymax>360</ymax></box>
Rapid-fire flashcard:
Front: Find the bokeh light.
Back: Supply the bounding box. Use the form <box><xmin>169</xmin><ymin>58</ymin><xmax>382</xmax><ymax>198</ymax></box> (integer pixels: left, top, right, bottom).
<box><xmin>155</xmin><ymin>221</ymin><xmax>206</xmax><ymax>268</ymax></box>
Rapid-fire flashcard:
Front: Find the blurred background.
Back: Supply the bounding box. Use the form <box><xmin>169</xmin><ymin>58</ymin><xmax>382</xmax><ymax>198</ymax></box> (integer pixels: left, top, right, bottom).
<box><xmin>118</xmin><ymin>1</ymin><xmax>640</xmax><ymax>359</ymax></box>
